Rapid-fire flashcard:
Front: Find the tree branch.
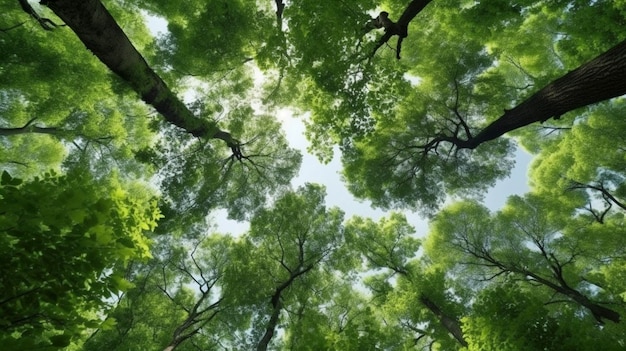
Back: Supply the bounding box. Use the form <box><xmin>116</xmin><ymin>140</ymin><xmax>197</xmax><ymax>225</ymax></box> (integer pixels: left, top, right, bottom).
<box><xmin>18</xmin><ymin>0</ymin><xmax>64</xmax><ymax>30</ymax></box>
<box><xmin>43</xmin><ymin>0</ymin><xmax>243</xmax><ymax>157</ymax></box>
<box><xmin>365</xmin><ymin>0</ymin><xmax>433</xmax><ymax>59</ymax></box>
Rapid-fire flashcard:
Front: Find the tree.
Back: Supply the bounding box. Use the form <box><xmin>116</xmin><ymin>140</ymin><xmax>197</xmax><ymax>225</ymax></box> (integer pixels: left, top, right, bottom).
<box><xmin>342</xmin><ymin>37</ymin><xmax>626</xmax><ymax>213</ymax></box>
<box><xmin>226</xmin><ymin>184</ymin><xmax>345</xmax><ymax>350</ymax></box>
<box><xmin>6</xmin><ymin>0</ymin><xmax>626</xmax><ymax>349</ymax></box>
<box><xmin>2</xmin><ymin>0</ymin><xmax>155</xmax><ymax>179</ymax></box>
<box><xmin>345</xmin><ymin>213</ymin><xmax>468</xmax><ymax>349</ymax></box>
<box><xmin>44</xmin><ymin>0</ymin><xmax>240</xmax><ymax>148</ymax></box>
<box><xmin>462</xmin><ymin>280</ymin><xmax>623</xmax><ymax>351</ymax></box>
<box><xmin>83</xmin><ymin>233</ymin><xmax>236</xmax><ymax>351</ymax></box>
<box><xmin>37</xmin><ymin>0</ymin><xmax>301</xmax><ymax>226</ymax></box>
<box><xmin>0</xmin><ymin>168</ymin><xmax>160</xmax><ymax>349</ymax></box>
<box><xmin>277</xmin><ymin>0</ymin><xmax>626</xmax><ymax>213</ymax></box>
<box><xmin>426</xmin><ymin>195</ymin><xmax>624</xmax><ymax>325</ymax></box>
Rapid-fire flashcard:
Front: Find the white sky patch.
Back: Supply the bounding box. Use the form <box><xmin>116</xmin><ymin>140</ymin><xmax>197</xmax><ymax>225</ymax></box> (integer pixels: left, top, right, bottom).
<box><xmin>404</xmin><ymin>73</ymin><xmax>421</xmax><ymax>86</ymax></box>
<box><xmin>140</xmin><ymin>11</ymin><xmax>532</xmax><ymax>239</ymax></box>
<box><xmin>142</xmin><ymin>11</ymin><xmax>168</xmax><ymax>37</ymax></box>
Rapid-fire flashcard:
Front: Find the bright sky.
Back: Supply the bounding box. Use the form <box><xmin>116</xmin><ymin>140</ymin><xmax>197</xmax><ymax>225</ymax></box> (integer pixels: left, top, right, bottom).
<box><xmin>215</xmin><ymin>108</ymin><xmax>532</xmax><ymax>237</ymax></box>
<box><xmin>143</xmin><ymin>13</ymin><xmax>532</xmax><ymax>238</ymax></box>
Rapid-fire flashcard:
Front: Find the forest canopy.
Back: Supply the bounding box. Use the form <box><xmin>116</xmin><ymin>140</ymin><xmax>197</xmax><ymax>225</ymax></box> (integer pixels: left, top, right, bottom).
<box><xmin>1</xmin><ymin>0</ymin><xmax>626</xmax><ymax>350</ymax></box>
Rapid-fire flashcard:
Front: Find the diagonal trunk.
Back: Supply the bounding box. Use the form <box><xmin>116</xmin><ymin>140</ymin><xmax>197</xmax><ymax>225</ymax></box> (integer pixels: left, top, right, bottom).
<box><xmin>419</xmin><ymin>295</ymin><xmax>468</xmax><ymax>347</ymax></box>
<box><xmin>521</xmin><ymin>270</ymin><xmax>620</xmax><ymax>324</ymax></box>
<box><xmin>0</xmin><ymin>126</ymin><xmax>63</xmax><ymax>137</ymax></box>
<box><xmin>43</xmin><ymin>0</ymin><xmax>237</xmax><ymax>146</ymax></box>
<box><xmin>461</xmin><ymin>39</ymin><xmax>626</xmax><ymax>149</ymax></box>
<box><xmin>256</xmin><ymin>264</ymin><xmax>314</xmax><ymax>351</ymax></box>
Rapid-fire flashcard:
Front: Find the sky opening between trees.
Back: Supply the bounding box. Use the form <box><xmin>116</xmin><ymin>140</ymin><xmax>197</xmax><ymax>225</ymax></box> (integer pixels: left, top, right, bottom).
<box><xmin>2</xmin><ymin>0</ymin><xmax>626</xmax><ymax>350</ymax></box>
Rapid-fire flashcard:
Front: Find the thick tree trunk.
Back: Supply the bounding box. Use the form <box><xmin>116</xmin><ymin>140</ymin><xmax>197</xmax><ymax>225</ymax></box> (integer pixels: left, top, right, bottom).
<box><xmin>398</xmin><ymin>0</ymin><xmax>433</xmax><ymax>25</ymax></box>
<box><xmin>43</xmin><ymin>0</ymin><xmax>237</xmax><ymax>146</ymax></box>
<box><xmin>569</xmin><ymin>292</ymin><xmax>621</xmax><ymax>324</ymax></box>
<box><xmin>419</xmin><ymin>295</ymin><xmax>468</xmax><ymax>347</ymax></box>
<box><xmin>464</xmin><ymin>38</ymin><xmax>626</xmax><ymax>148</ymax></box>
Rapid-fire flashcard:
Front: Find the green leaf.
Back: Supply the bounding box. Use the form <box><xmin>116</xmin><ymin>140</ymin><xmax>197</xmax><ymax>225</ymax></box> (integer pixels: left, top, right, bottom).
<box><xmin>117</xmin><ymin>237</ymin><xmax>135</xmax><ymax>248</ymax></box>
<box><xmin>100</xmin><ymin>317</ymin><xmax>117</xmax><ymax>331</ymax></box>
<box><xmin>49</xmin><ymin>334</ymin><xmax>72</xmax><ymax>347</ymax></box>
<box><xmin>0</xmin><ymin>171</ymin><xmax>21</xmax><ymax>186</ymax></box>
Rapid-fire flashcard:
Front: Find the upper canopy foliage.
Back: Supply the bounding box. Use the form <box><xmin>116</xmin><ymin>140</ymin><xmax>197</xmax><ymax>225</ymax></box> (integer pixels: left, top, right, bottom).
<box><xmin>2</xmin><ymin>0</ymin><xmax>626</xmax><ymax>349</ymax></box>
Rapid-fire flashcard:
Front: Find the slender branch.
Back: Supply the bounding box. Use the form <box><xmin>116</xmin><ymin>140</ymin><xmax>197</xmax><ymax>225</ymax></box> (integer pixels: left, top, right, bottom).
<box><xmin>1</xmin><ymin>22</ymin><xmax>25</xmax><ymax>32</ymax></box>
<box><xmin>18</xmin><ymin>0</ymin><xmax>64</xmax><ymax>30</ymax></box>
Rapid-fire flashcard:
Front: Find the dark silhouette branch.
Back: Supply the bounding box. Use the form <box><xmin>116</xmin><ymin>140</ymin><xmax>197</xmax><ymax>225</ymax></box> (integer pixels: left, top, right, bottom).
<box><xmin>397</xmin><ymin>38</ymin><xmax>626</xmax><ymax>160</ymax></box>
<box><xmin>274</xmin><ymin>0</ymin><xmax>285</xmax><ymax>28</ymax></box>
<box><xmin>1</xmin><ymin>22</ymin><xmax>25</xmax><ymax>32</ymax></box>
<box><xmin>568</xmin><ymin>180</ymin><xmax>626</xmax><ymax>213</ymax></box>
<box><xmin>18</xmin><ymin>0</ymin><xmax>64</xmax><ymax>30</ymax></box>
<box><xmin>365</xmin><ymin>0</ymin><xmax>433</xmax><ymax>59</ymax></box>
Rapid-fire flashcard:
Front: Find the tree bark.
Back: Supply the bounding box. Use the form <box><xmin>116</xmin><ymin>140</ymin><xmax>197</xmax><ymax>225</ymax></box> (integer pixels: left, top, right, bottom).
<box><xmin>419</xmin><ymin>295</ymin><xmax>468</xmax><ymax>347</ymax></box>
<box><xmin>462</xmin><ymin>38</ymin><xmax>626</xmax><ymax>149</ymax></box>
<box><xmin>43</xmin><ymin>0</ymin><xmax>238</xmax><ymax>146</ymax></box>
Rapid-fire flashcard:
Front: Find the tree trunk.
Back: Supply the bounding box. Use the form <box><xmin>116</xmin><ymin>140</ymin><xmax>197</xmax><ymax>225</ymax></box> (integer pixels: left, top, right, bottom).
<box><xmin>569</xmin><ymin>292</ymin><xmax>621</xmax><ymax>324</ymax></box>
<box><xmin>370</xmin><ymin>0</ymin><xmax>432</xmax><ymax>59</ymax></box>
<box><xmin>256</xmin><ymin>300</ymin><xmax>282</xmax><ymax>351</ymax></box>
<box><xmin>419</xmin><ymin>295</ymin><xmax>468</xmax><ymax>347</ymax></box>
<box><xmin>44</xmin><ymin>0</ymin><xmax>237</xmax><ymax>145</ymax></box>
<box><xmin>463</xmin><ymin>38</ymin><xmax>626</xmax><ymax>148</ymax></box>
<box><xmin>255</xmin><ymin>264</ymin><xmax>314</xmax><ymax>351</ymax></box>
<box><xmin>522</xmin><ymin>270</ymin><xmax>620</xmax><ymax>324</ymax></box>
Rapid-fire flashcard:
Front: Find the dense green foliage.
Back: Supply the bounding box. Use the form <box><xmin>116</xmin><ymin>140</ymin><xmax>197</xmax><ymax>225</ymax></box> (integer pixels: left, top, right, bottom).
<box><xmin>2</xmin><ymin>0</ymin><xmax>626</xmax><ymax>350</ymax></box>
<box><xmin>0</xmin><ymin>169</ymin><xmax>159</xmax><ymax>349</ymax></box>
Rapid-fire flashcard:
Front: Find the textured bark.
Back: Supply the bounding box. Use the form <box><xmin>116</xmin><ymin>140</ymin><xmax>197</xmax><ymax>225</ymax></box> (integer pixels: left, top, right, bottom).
<box><xmin>419</xmin><ymin>295</ymin><xmax>468</xmax><ymax>347</ymax></box>
<box><xmin>462</xmin><ymin>38</ymin><xmax>626</xmax><ymax>149</ymax></box>
<box><xmin>44</xmin><ymin>0</ymin><xmax>237</xmax><ymax>146</ymax></box>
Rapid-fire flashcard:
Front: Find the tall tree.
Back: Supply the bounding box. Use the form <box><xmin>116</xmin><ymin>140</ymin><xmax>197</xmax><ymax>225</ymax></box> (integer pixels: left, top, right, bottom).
<box><xmin>37</xmin><ymin>0</ymin><xmax>301</xmax><ymax>226</ymax></box>
<box><xmin>2</xmin><ymin>1</ymin><xmax>155</xmax><ymax>178</ymax></box>
<box><xmin>342</xmin><ymin>37</ymin><xmax>626</xmax><ymax>213</ymax></box>
<box><xmin>43</xmin><ymin>0</ymin><xmax>240</xmax><ymax>148</ymax></box>
<box><xmin>426</xmin><ymin>196</ymin><xmax>624</xmax><ymax>325</ymax></box>
<box><xmin>345</xmin><ymin>214</ymin><xmax>468</xmax><ymax>348</ymax></box>
<box><xmin>83</xmin><ymin>232</ymin><xmax>236</xmax><ymax>351</ymax></box>
<box><xmin>226</xmin><ymin>184</ymin><xmax>345</xmax><ymax>350</ymax></box>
